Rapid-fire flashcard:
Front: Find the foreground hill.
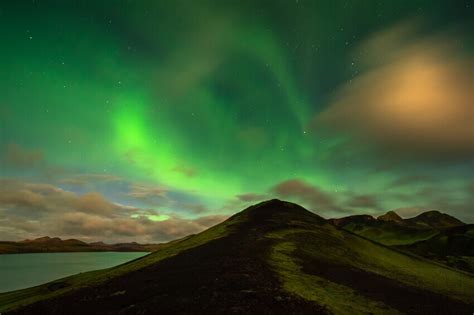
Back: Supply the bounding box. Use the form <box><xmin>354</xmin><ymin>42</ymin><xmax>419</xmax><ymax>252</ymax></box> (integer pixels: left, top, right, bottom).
<box><xmin>0</xmin><ymin>236</ymin><xmax>161</xmax><ymax>254</ymax></box>
<box><xmin>330</xmin><ymin>210</ymin><xmax>465</xmax><ymax>246</ymax></box>
<box><xmin>1</xmin><ymin>200</ymin><xmax>473</xmax><ymax>314</ymax></box>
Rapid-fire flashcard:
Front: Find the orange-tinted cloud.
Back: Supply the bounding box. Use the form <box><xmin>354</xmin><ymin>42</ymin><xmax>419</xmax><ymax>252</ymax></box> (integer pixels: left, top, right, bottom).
<box><xmin>313</xmin><ymin>22</ymin><xmax>474</xmax><ymax>160</ymax></box>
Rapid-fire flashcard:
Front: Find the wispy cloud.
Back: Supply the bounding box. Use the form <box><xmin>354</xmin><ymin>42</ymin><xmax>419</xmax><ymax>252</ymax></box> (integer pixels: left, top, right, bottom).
<box><xmin>235</xmin><ymin>193</ymin><xmax>267</xmax><ymax>202</ymax></box>
<box><xmin>59</xmin><ymin>174</ymin><xmax>122</xmax><ymax>186</ymax></box>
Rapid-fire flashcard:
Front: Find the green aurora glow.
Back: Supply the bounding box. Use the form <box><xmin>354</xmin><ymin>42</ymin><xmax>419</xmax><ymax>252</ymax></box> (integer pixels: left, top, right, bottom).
<box><xmin>1</xmin><ymin>0</ymin><xmax>473</xmax><ymax>241</ymax></box>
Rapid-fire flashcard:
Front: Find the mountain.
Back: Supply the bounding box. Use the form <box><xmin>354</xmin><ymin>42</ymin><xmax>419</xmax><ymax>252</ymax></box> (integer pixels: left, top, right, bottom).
<box><xmin>1</xmin><ymin>200</ymin><xmax>473</xmax><ymax>314</ymax></box>
<box><xmin>329</xmin><ymin>214</ymin><xmax>375</xmax><ymax>227</ymax></box>
<box><xmin>25</xmin><ymin>236</ymin><xmax>65</xmax><ymax>243</ymax></box>
<box><xmin>330</xmin><ymin>210</ymin><xmax>465</xmax><ymax>246</ymax></box>
<box><xmin>398</xmin><ymin>224</ymin><xmax>474</xmax><ymax>273</ymax></box>
<box><xmin>0</xmin><ymin>237</ymin><xmax>161</xmax><ymax>254</ymax></box>
<box><xmin>404</xmin><ymin>210</ymin><xmax>465</xmax><ymax>229</ymax></box>
<box><xmin>377</xmin><ymin>210</ymin><xmax>403</xmax><ymax>223</ymax></box>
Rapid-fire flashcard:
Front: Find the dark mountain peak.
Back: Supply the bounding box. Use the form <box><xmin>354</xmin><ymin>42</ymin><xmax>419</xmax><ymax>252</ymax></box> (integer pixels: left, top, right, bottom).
<box><xmin>406</xmin><ymin>210</ymin><xmax>465</xmax><ymax>229</ymax></box>
<box><xmin>330</xmin><ymin>214</ymin><xmax>375</xmax><ymax>227</ymax></box>
<box><xmin>243</xmin><ymin>199</ymin><xmax>301</xmax><ymax>214</ymax></box>
<box><xmin>416</xmin><ymin>210</ymin><xmax>441</xmax><ymax>217</ymax></box>
<box><xmin>377</xmin><ymin>211</ymin><xmax>403</xmax><ymax>222</ymax></box>
<box><xmin>30</xmin><ymin>236</ymin><xmax>62</xmax><ymax>243</ymax></box>
<box><xmin>235</xmin><ymin>199</ymin><xmax>326</xmax><ymax>228</ymax></box>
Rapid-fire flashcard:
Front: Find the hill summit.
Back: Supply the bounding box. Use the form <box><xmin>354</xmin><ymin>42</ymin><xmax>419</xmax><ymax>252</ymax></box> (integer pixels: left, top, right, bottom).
<box><xmin>377</xmin><ymin>210</ymin><xmax>403</xmax><ymax>223</ymax></box>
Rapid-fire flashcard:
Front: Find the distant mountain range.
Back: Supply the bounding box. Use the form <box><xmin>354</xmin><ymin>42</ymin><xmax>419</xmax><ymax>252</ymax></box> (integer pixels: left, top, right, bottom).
<box><xmin>331</xmin><ymin>209</ymin><xmax>464</xmax><ymax>231</ymax></box>
<box><xmin>1</xmin><ymin>200</ymin><xmax>473</xmax><ymax>314</ymax></box>
<box><xmin>329</xmin><ymin>209</ymin><xmax>465</xmax><ymax>246</ymax></box>
<box><xmin>0</xmin><ymin>236</ymin><xmax>162</xmax><ymax>254</ymax></box>
<box><xmin>330</xmin><ymin>209</ymin><xmax>473</xmax><ymax>273</ymax></box>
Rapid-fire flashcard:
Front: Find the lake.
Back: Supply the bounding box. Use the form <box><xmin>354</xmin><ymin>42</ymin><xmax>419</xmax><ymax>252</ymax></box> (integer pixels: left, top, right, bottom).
<box><xmin>0</xmin><ymin>252</ymin><xmax>149</xmax><ymax>293</ymax></box>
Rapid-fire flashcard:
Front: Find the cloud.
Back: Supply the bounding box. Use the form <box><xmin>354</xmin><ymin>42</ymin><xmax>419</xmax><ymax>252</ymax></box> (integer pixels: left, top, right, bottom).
<box><xmin>172</xmin><ymin>166</ymin><xmax>198</xmax><ymax>178</ymax></box>
<box><xmin>123</xmin><ymin>184</ymin><xmax>203</xmax><ymax>211</ymax></box>
<box><xmin>346</xmin><ymin>195</ymin><xmax>378</xmax><ymax>209</ymax></box>
<box><xmin>271</xmin><ymin>179</ymin><xmax>345</xmax><ymax>214</ymax></box>
<box><xmin>76</xmin><ymin>192</ymin><xmax>124</xmax><ymax>216</ymax></box>
<box><xmin>2</xmin><ymin>143</ymin><xmax>44</xmax><ymax>169</ymax></box>
<box><xmin>0</xmin><ymin>178</ymin><xmax>227</xmax><ymax>242</ymax></box>
<box><xmin>178</xmin><ymin>203</ymin><xmax>209</xmax><ymax>214</ymax></box>
<box><xmin>236</xmin><ymin>193</ymin><xmax>267</xmax><ymax>202</ymax></box>
<box><xmin>1</xmin><ymin>143</ymin><xmax>69</xmax><ymax>181</ymax></box>
<box><xmin>60</xmin><ymin>212</ymin><xmax>147</xmax><ymax>237</ymax></box>
<box><xmin>59</xmin><ymin>174</ymin><xmax>122</xmax><ymax>187</ymax></box>
<box><xmin>388</xmin><ymin>175</ymin><xmax>435</xmax><ymax>188</ymax></box>
<box><xmin>0</xmin><ymin>179</ymin><xmax>126</xmax><ymax>217</ymax></box>
<box><xmin>312</xmin><ymin>21</ymin><xmax>474</xmax><ymax>161</ymax></box>
<box><xmin>270</xmin><ymin>179</ymin><xmax>388</xmax><ymax>216</ymax></box>
<box><xmin>124</xmin><ymin>182</ymin><xmax>214</xmax><ymax>214</ymax></box>
<box><xmin>56</xmin><ymin>212</ymin><xmax>226</xmax><ymax>242</ymax></box>
<box><xmin>126</xmin><ymin>184</ymin><xmax>167</xmax><ymax>200</ymax></box>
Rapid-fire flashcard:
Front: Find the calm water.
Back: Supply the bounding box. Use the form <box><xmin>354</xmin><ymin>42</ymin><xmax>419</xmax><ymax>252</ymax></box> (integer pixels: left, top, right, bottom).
<box><xmin>0</xmin><ymin>252</ymin><xmax>149</xmax><ymax>293</ymax></box>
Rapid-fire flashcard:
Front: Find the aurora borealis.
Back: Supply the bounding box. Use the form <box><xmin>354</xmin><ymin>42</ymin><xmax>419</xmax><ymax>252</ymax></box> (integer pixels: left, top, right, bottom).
<box><xmin>1</xmin><ymin>1</ymin><xmax>473</xmax><ymax>242</ymax></box>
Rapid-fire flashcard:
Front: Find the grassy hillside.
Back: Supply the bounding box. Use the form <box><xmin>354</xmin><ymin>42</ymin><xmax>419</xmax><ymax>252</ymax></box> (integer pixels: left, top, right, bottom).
<box><xmin>398</xmin><ymin>224</ymin><xmax>474</xmax><ymax>273</ymax></box>
<box><xmin>1</xmin><ymin>200</ymin><xmax>473</xmax><ymax>314</ymax></box>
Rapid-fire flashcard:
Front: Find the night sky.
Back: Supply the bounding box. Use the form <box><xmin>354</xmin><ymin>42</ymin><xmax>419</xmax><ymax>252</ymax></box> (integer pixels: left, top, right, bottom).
<box><xmin>1</xmin><ymin>1</ymin><xmax>473</xmax><ymax>242</ymax></box>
